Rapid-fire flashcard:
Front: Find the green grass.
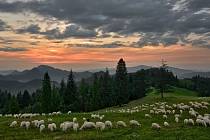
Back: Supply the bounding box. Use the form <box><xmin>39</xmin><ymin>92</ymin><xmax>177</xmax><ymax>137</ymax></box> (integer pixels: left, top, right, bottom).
<box><xmin>0</xmin><ymin>87</ymin><xmax>210</xmax><ymax>140</ymax></box>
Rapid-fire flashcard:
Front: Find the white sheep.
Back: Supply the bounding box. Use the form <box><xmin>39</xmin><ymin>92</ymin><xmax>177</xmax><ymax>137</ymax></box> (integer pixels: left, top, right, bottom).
<box><xmin>83</xmin><ymin>117</ymin><xmax>87</xmax><ymax>122</ymax></box>
<box><xmin>38</xmin><ymin>120</ymin><xmax>45</xmax><ymax>127</ymax></box>
<box><xmin>10</xmin><ymin>121</ymin><xmax>17</xmax><ymax>127</ymax></box>
<box><xmin>32</xmin><ymin>120</ymin><xmax>39</xmax><ymax>127</ymax></box>
<box><xmin>73</xmin><ymin>122</ymin><xmax>79</xmax><ymax>132</ymax></box>
<box><xmin>129</xmin><ymin>120</ymin><xmax>141</xmax><ymax>127</ymax></box>
<box><xmin>80</xmin><ymin>122</ymin><xmax>96</xmax><ymax>130</ymax></box>
<box><xmin>172</xmin><ymin>110</ymin><xmax>175</xmax><ymax>114</ymax></box>
<box><xmin>60</xmin><ymin>122</ymin><xmax>73</xmax><ymax>132</ymax></box>
<box><xmin>68</xmin><ymin>111</ymin><xmax>72</xmax><ymax>114</ymax></box>
<box><xmin>184</xmin><ymin>119</ymin><xmax>188</xmax><ymax>125</ymax></box>
<box><xmin>99</xmin><ymin>115</ymin><xmax>104</xmax><ymax>120</ymax></box>
<box><xmin>150</xmin><ymin>110</ymin><xmax>155</xmax><ymax>114</ymax></box>
<box><xmin>188</xmin><ymin>119</ymin><xmax>194</xmax><ymax>125</ymax></box>
<box><xmin>175</xmin><ymin>117</ymin><xmax>179</xmax><ymax>123</ymax></box>
<box><xmin>163</xmin><ymin>115</ymin><xmax>167</xmax><ymax>119</ymax></box>
<box><xmin>203</xmin><ymin>117</ymin><xmax>210</xmax><ymax>126</ymax></box>
<box><xmin>48</xmin><ymin>123</ymin><xmax>56</xmax><ymax>131</ymax></box>
<box><xmin>48</xmin><ymin>118</ymin><xmax>52</xmax><ymax>122</ymax></box>
<box><xmin>145</xmin><ymin>114</ymin><xmax>151</xmax><ymax>118</ymax></box>
<box><xmin>151</xmin><ymin>123</ymin><xmax>161</xmax><ymax>130</ymax></box>
<box><xmin>73</xmin><ymin>117</ymin><xmax>77</xmax><ymax>123</ymax></box>
<box><xmin>96</xmin><ymin>122</ymin><xmax>105</xmax><ymax>131</ymax></box>
<box><xmin>105</xmin><ymin>121</ymin><xmax>112</xmax><ymax>129</ymax></box>
<box><xmin>40</xmin><ymin>124</ymin><xmax>45</xmax><ymax>133</ymax></box>
<box><xmin>174</xmin><ymin>114</ymin><xmax>180</xmax><ymax>118</ymax></box>
<box><xmin>196</xmin><ymin>119</ymin><xmax>207</xmax><ymax>127</ymax></box>
<box><xmin>20</xmin><ymin>121</ymin><xmax>30</xmax><ymax>130</ymax></box>
<box><xmin>116</xmin><ymin>121</ymin><xmax>127</xmax><ymax>128</ymax></box>
<box><xmin>164</xmin><ymin>122</ymin><xmax>169</xmax><ymax>127</ymax></box>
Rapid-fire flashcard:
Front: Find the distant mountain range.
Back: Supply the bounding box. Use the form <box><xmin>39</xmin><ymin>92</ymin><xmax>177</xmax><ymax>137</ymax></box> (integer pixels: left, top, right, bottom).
<box><xmin>0</xmin><ymin>65</ymin><xmax>210</xmax><ymax>94</ymax></box>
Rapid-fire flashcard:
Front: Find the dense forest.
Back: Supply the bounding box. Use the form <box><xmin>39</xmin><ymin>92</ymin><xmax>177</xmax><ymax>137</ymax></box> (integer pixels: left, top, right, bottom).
<box><xmin>1</xmin><ymin>58</ymin><xmax>209</xmax><ymax>114</ymax></box>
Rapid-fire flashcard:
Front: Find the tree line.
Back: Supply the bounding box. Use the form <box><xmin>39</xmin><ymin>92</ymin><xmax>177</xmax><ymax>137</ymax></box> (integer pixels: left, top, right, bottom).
<box><xmin>0</xmin><ymin>58</ymin><xmax>178</xmax><ymax>114</ymax></box>
<box><xmin>179</xmin><ymin>75</ymin><xmax>210</xmax><ymax>97</ymax></box>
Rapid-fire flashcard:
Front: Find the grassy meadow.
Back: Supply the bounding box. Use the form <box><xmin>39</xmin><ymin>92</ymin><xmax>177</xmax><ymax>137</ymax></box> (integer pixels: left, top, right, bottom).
<box><xmin>0</xmin><ymin>87</ymin><xmax>210</xmax><ymax>140</ymax></box>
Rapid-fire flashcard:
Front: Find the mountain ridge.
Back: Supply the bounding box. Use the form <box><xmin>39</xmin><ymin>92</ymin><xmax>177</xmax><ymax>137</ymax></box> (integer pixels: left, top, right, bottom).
<box><xmin>0</xmin><ymin>65</ymin><xmax>210</xmax><ymax>94</ymax></box>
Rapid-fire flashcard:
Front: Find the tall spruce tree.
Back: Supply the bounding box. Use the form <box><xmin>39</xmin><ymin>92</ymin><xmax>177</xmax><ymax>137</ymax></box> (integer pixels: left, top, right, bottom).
<box><xmin>9</xmin><ymin>96</ymin><xmax>19</xmax><ymax>114</ymax></box>
<box><xmin>90</xmin><ymin>74</ymin><xmax>100</xmax><ymax>110</ymax></box>
<box><xmin>22</xmin><ymin>90</ymin><xmax>31</xmax><ymax>107</ymax></box>
<box><xmin>115</xmin><ymin>58</ymin><xmax>129</xmax><ymax>106</ymax></box>
<box><xmin>159</xmin><ymin>59</ymin><xmax>168</xmax><ymax>98</ymax></box>
<box><xmin>101</xmin><ymin>68</ymin><xmax>112</xmax><ymax>107</ymax></box>
<box><xmin>64</xmin><ymin>70</ymin><xmax>77</xmax><ymax>112</ymax></box>
<box><xmin>51</xmin><ymin>85</ymin><xmax>61</xmax><ymax>112</ymax></box>
<box><xmin>79</xmin><ymin>79</ymin><xmax>89</xmax><ymax>112</ymax></box>
<box><xmin>41</xmin><ymin>72</ymin><xmax>52</xmax><ymax>113</ymax></box>
<box><xmin>59</xmin><ymin>79</ymin><xmax>66</xmax><ymax>111</ymax></box>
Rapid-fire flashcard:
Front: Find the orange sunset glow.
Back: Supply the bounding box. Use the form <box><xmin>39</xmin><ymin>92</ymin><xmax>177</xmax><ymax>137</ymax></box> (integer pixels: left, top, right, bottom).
<box><xmin>0</xmin><ymin>0</ymin><xmax>210</xmax><ymax>71</ymax></box>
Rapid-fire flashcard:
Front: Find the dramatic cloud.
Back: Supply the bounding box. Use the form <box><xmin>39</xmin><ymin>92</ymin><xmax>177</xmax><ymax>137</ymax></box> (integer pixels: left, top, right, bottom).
<box><xmin>17</xmin><ymin>24</ymin><xmax>97</xmax><ymax>38</ymax></box>
<box><xmin>0</xmin><ymin>19</ymin><xmax>9</xmax><ymax>31</ymax></box>
<box><xmin>0</xmin><ymin>0</ymin><xmax>210</xmax><ymax>47</ymax></box>
<box><xmin>0</xmin><ymin>46</ymin><xmax>28</xmax><ymax>52</ymax></box>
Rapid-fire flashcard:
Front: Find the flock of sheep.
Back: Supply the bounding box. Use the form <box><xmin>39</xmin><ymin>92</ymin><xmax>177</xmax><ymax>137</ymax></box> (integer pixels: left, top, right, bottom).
<box><xmin>5</xmin><ymin>100</ymin><xmax>210</xmax><ymax>134</ymax></box>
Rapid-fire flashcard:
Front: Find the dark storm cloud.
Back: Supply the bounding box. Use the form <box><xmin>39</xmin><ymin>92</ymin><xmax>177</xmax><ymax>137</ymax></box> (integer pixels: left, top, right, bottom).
<box><xmin>65</xmin><ymin>41</ymin><xmax>124</xmax><ymax>48</ymax></box>
<box><xmin>17</xmin><ymin>24</ymin><xmax>41</xmax><ymax>34</ymax></box>
<box><xmin>0</xmin><ymin>0</ymin><xmax>210</xmax><ymax>47</ymax></box>
<box><xmin>0</xmin><ymin>46</ymin><xmax>28</xmax><ymax>52</ymax></box>
<box><xmin>17</xmin><ymin>24</ymin><xmax>97</xmax><ymax>38</ymax></box>
<box><xmin>0</xmin><ymin>19</ymin><xmax>10</xmax><ymax>31</ymax></box>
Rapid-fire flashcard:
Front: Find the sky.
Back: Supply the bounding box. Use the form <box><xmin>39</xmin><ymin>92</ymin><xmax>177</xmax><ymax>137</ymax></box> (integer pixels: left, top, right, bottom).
<box><xmin>0</xmin><ymin>0</ymin><xmax>210</xmax><ymax>71</ymax></box>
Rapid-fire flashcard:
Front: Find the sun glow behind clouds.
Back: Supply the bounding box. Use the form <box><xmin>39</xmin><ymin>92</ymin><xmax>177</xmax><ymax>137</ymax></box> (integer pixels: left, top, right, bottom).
<box><xmin>1</xmin><ymin>44</ymin><xmax>210</xmax><ymax>71</ymax></box>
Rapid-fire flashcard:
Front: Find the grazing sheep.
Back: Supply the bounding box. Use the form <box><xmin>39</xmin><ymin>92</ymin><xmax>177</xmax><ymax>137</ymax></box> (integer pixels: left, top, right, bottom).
<box><xmin>175</xmin><ymin>114</ymin><xmax>180</xmax><ymax>118</ymax></box>
<box><xmin>172</xmin><ymin>110</ymin><xmax>175</xmax><ymax>114</ymax></box>
<box><xmin>32</xmin><ymin>120</ymin><xmax>38</xmax><ymax>127</ymax></box>
<box><xmin>116</xmin><ymin>121</ymin><xmax>127</xmax><ymax>128</ymax></box>
<box><xmin>129</xmin><ymin>120</ymin><xmax>141</xmax><ymax>127</ymax></box>
<box><xmin>150</xmin><ymin>110</ymin><xmax>155</xmax><ymax>114</ymax></box>
<box><xmin>145</xmin><ymin>114</ymin><xmax>151</xmax><ymax>118</ymax></box>
<box><xmin>203</xmin><ymin>117</ymin><xmax>210</xmax><ymax>126</ymax></box>
<box><xmin>10</xmin><ymin>121</ymin><xmax>17</xmax><ymax>127</ymax></box>
<box><xmin>164</xmin><ymin>122</ymin><xmax>169</xmax><ymax>127</ymax></box>
<box><xmin>96</xmin><ymin>122</ymin><xmax>105</xmax><ymax>131</ymax></box>
<box><xmin>20</xmin><ymin>121</ymin><xmax>30</xmax><ymax>130</ymax></box>
<box><xmin>83</xmin><ymin>118</ymin><xmax>87</xmax><ymax>122</ymax></box>
<box><xmin>25</xmin><ymin>121</ymin><xmax>30</xmax><ymax>130</ymax></box>
<box><xmin>40</xmin><ymin>124</ymin><xmax>45</xmax><ymax>133</ymax></box>
<box><xmin>73</xmin><ymin>117</ymin><xmax>77</xmax><ymax>123</ymax></box>
<box><xmin>188</xmin><ymin>119</ymin><xmax>194</xmax><ymax>125</ymax></box>
<box><xmin>175</xmin><ymin>117</ymin><xmax>179</xmax><ymax>123</ymax></box>
<box><xmin>163</xmin><ymin>115</ymin><xmax>167</xmax><ymax>119</ymax></box>
<box><xmin>73</xmin><ymin>123</ymin><xmax>79</xmax><ymax>132</ymax></box>
<box><xmin>99</xmin><ymin>115</ymin><xmax>104</xmax><ymax>120</ymax></box>
<box><xmin>196</xmin><ymin>119</ymin><xmax>207</xmax><ymax>127</ymax></box>
<box><xmin>105</xmin><ymin>121</ymin><xmax>112</xmax><ymax>129</ymax></box>
<box><xmin>184</xmin><ymin>119</ymin><xmax>189</xmax><ymax>125</ymax></box>
<box><xmin>197</xmin><ymin>115</ymin><xmax>203</xmax><ymax>120</ymax></box>
<box><xmin>68</xmin><ymin>111</ymin><xmax>72</xmax><ymax>114</ymax></box>
<box><xmin>48</xmin><ymin>123</ymin><xmax>56</xmax><ymax>132</ymax></box>
<box><xmin>38</xmin><ymin>120</ymin><xmax>45</xmax><ymax>127</ymax></box>
<box><xmin>48</xmin><ymin>118</ymin><xmax>52</xmax><ymax>122</ymax></box>
<box><xmin>20</xmin><ymin>121</ymin><xmax>26</xmax><ymax>128</ymax></box>
<box><xmin>151</xmin><ymin>123</ymin><xmax>161</xmax><ymax>130</ymax></box>
<box><xmin>60</xmin><ymin>122</ymin><xmax>73</xmax><ymax>132</ymax></box>
<box><xmin>80</xmin><ymin>122</ymin><xmax>96</xmax><ymax>130</ymax></box>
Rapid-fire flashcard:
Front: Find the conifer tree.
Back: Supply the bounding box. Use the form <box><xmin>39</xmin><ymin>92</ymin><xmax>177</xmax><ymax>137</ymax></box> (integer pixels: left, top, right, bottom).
<box><xmin>64</xmin><ymin>70</ymin><xmax>77</xmax><ymax>111</ymax></box>
<box><xmin>115</xmin><ymin>58</ymin><xmax>129</xmax><ymax>106</ymax></box>
<box><xmin>41</xmin><ymin>72</ymin><xmax>52</xmax><ymax>113</ymax></box>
